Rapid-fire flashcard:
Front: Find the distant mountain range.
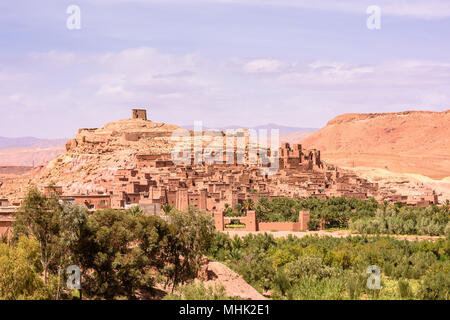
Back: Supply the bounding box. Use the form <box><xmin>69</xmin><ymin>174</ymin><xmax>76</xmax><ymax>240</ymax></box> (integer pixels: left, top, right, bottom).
<box><xmin>0</xmin><ymin>136</ymin><xmax>67</xmax><ymax>150</ymax></box>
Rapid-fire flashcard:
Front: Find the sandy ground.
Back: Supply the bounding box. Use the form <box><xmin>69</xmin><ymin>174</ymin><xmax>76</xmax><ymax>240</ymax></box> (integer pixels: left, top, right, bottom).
<box><xmin>149</xmin><ymin>260</ymin><xmax>267</xmax><ymax>300</ymax></box>
<box><xmin>225</xmin><ymin>230</ymin><xmax>445</xmax><ymax>242</ymax></box>
<box><xmin>322</xmin><ymin>153</ymin><xmax>450</xmax><ymax>181</ymax></box>
<box><xmin>346</xmin><ymin>166</ymin><xmax>450</xmax><ymax>202</ymax></box>
<box><xmin>202</xmin><ymin>261</ymin><xmax>267</xmax><ymax>300</ymax></box>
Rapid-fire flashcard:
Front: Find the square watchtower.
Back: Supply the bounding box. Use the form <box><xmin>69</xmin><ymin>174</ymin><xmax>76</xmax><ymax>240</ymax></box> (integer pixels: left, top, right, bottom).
<box><xmin>132</xmin><ymin>109</ymin><xmax>147</xmax><ymax>121</ymax></box>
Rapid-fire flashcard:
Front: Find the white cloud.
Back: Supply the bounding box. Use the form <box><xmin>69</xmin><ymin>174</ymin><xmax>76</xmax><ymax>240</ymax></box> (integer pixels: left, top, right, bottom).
<box><xmin>1</xmin><ymin>47</ymin><xmax>450</xmax><ymax>137</ymax></box>
<box><xmin>242</xmin><ymin>59</ymin><xmax>287</xmax><ymax>74</ymax></box>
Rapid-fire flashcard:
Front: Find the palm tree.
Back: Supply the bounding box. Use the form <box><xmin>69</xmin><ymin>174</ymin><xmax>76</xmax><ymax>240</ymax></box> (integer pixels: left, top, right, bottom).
<box><xmin>243</xmin><ymin>198</ymin><xmax>254</xmax><ymax>214</ymax></box>
<box><xmin>162</xmin><ymin>203</ymin><xmax>173</xmax><ymax>215</ymax></box>
<box><xmin>444</xmin><ymin>200</ymin><xmax>450</xmax><ymax>211</ymax></box>
<box><xmin>234</xmin><ymin>203</ymin><xmax>243</xmax><ymax>216</ymax></box>
<box><xmin>129</xmin><ymin>205</ymin><xmax>143</xmax><ymax>216</ymax></box>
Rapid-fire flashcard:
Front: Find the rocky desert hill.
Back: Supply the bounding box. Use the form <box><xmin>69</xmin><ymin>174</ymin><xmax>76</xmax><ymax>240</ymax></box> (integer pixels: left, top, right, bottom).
<box><xmin>1</xmin><ymin>112</ymin><xmax>448</xmax><ymax>203</ymax></box>
<box><xmin>0</xmin><ymin>118</ymin><xmax>182</xmax><ymax>200</ymax></box>
<box><xmin>301</xmin><ymin>110</ymin><xmax>450</xmax><ymax>180</ymax></box>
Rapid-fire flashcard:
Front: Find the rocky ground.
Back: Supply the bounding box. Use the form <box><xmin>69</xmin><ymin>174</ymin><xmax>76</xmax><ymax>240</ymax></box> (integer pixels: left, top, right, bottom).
<box><xmin>201</xmin><ymin>261</ymin><xmax>267</xmax><ymax>300</ymax></box>
<box><xmin>347</xmin><ymin>166</ymin><xmax>450</xmax><ymax>203</ymax></box>
<box><xmin>301</xmin><ymin>110</ymin><xmax>450</xmax><ymax>180</ymax></box>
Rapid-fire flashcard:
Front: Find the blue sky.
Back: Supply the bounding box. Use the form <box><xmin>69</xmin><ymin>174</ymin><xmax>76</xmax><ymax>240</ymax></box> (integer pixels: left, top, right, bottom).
<box><xmin>1</xmin><ymin>0</ymin><xmax>450</xmax><ymax>138</ymax></box>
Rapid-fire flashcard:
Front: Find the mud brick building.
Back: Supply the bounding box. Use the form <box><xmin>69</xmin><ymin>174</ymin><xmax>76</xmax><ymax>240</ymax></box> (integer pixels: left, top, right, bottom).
<box><xmin>0</xmin><ymin>202</ymin><xmax>17</xmax><ymax>239</ymax></box>
<box><xmin>132</xmin><ymin>109</ymin><xmax>148</xmax><ymax>121</ymax></box>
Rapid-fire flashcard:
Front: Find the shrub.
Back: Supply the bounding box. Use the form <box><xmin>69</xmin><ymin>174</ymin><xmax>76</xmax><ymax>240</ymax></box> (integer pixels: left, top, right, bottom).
<box><xmin>290</xmin><ymin>277</ymin><xmax>347</xmax><ymax>300</ymax></box>
<box><xmin>307</xmin><ymin>219</ymin><xmax>320</xmax><ymax>231</ymax></box>
<box><xmin>284</xmin><ymin>256</ymin><xmax>340</xmax><ymax>284</ymax></box>
<box><xmin>397</xmin><ymin>280</ymin><xmax>413</xmax><ymax>299</ymax></box>
<box><xmin>418</xmin><ymin>271</ymin><xmax>450</xmax><ymax>300</ymax></box>
<box><xmin>164</xmin><ymin>283</ymin><xmax>233</xmax><ymax>300</ymax></box>
<box><xmin>345</xmin><ymin>272</ymin><xmax>366</xmax><ymax>300</ymax></box>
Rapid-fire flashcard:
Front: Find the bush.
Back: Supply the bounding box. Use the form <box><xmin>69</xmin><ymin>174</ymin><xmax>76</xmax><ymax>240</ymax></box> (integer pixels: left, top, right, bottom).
<box><xmin>290</xmin><ymin>277</ymin><xmax>347</xmax><ymax>300</ymax></box>
<box><xmin>307</xmin><ymin>219</ymin><xmax>320</xmax><ymax>231</ymax></box>
<box><xmin>284</xmin><ymin>256</ymin><xmax>340</xmax><ymax>284</ymax></box>
<box><xmin>418</xmin><ymin>271</ymin><xmax>450</xmax><ymax>300</ymax></box>
<box><xmin>235</xmin><ymin>253</ymin><xmax>275</xmax><ymax>292</ymax></box>
<box><xmin>397</xmin><ymin>280</ymin><xmax>413</xmax><ymax>299</ymax></box>
<box><xmin>345</xmin><ymin>272</ymin><xmax>366</xmax><ymax>300</ymax></box>
<box><xmin>164</xmin><ymin>283</ymin><xmax>233</xmax><ymax>300</ymax></box>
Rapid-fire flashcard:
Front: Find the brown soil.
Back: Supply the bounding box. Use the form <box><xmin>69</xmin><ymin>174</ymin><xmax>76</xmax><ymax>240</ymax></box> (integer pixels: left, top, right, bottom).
<box><xmin>202</xmin><ymin>261</ymin><xmax>267</xmax><ymax>300</ymax></box>
<box><xmin>301</xmin><ymin>110</ymin><xmax>450</xmax><ymax>180</ymax></box>
<box><xmin>0</xmin><ymin>166</ymin><xmax>33</xmax><ymax>175</ymax></box>
<box><xmin>0</xmin><ymin>146</ymin><xmax>66</xmax><ymax>167</ymax></box>
<box><xmin>151</xmin><ymin>260</ymin><xmax>267</xmax><ymax>300</ymax></box>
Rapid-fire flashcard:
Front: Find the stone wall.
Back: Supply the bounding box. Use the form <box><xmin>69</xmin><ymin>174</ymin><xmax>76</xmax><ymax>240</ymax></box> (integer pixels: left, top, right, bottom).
<box><xmin>214</xmin><ymin>210</ymin><xmax>310</xmax><ymax>232</ymax></box>
<box><xmin>258</xmin><ymin>222</ymin><xmax>302</xmax><ymax>231</ymax></box>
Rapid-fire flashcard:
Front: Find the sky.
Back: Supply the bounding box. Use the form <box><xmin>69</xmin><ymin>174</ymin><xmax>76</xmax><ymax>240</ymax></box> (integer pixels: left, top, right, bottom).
<box><xmin>0</xmin><ymin>0</ymin><xmax>449</xmax><ymax>138</ymax></box>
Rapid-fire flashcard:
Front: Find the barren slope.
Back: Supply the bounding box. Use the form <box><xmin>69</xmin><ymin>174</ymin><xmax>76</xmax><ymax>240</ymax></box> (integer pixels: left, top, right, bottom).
<box><xmin>301</xmin><ymin>110</ymin><xmax>450</xmax><ymax>179</ymax></box>
<box><xmin>203</xmin><ymin>261</ymin><xmax>267</xmax><ymax>300</ymax></box>
<box><xmin>0</xmin><ymin>146</ymin><xmax>66</xmax><ymax>166</ymax></box>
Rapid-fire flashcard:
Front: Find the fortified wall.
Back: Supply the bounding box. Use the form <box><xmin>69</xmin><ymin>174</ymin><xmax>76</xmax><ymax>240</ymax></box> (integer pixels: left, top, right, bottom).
<box><xmin>214</xmin><ymin>210</ymin><xmax>311</xmax><ymax>232</ymax></box>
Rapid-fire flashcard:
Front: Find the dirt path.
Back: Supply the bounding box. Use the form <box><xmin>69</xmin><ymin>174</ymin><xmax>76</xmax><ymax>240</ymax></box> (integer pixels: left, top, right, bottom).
<box><xmin>225</xmin><ymin>230</ymin><xmax>445</xmax><ymax>242</ymax></box>
<box><xmin>202</xmin><ymin>261</ymin><xmax>267</xmax><ymax>300</ymax></box>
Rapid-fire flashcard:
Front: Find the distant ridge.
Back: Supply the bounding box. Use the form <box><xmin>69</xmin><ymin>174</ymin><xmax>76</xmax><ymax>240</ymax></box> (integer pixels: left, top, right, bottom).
<box><xmin>0</xmin><ymin>136</ymin><xmax>67</xmax><ymax>150</ymax></box>
<box><xmin>0</xmin><ymin>136</ymin><xmax>67</xmax><ymax>167</ymax></box>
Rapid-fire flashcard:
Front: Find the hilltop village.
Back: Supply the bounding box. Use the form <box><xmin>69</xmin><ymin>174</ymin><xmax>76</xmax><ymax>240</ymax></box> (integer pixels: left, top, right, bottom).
<box><xmin>0</xmin><ymin>109</ymin><xmax>440</xmax><ymax>235</ymax></box>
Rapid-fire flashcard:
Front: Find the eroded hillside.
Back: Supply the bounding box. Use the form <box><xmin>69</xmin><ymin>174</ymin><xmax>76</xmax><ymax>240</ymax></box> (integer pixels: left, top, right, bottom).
<box><xmin>301</xmin><ymin>110</ymin><xmax>450</xmax><ymax>179</ymax></box>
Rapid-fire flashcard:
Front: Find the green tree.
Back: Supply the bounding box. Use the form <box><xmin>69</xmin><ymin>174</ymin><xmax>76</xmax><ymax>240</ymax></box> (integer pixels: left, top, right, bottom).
<box><xmin>244</xmin><ymin>198</ymin><xmax>254</xmax><ymax>214</ymax></box>
<box><xmin>128</xmin><ymin>205</ymin><xmax>144</xmax><ymax>216</ymax></box>
<box><xmin>164</xmin><ymin>207</ymin><xmax>215</xmax><ymax>291</ymax></box>
<box><xmin>72</xmin><ymin>209</ymin><xmax>153</xmax><ymax>299</ymax></box>
<box><xmin>162</xmin><ymin>203</ymin><xmax>174</xmax><ymax>215</ymax></box>
<box><xmin>13</xmin><ymin>187</ymin><xmax>62</xmax><ymax>284</ymax></box>
<box><xmin>0</xmin><ymin>237</ymin><xmax>51</xmax><ymax>299</ymax></box>
<box><xmin>55</xmin><ymin>202</ymin><xmax>88</xmax><ymax>299</ymax></box>
<box><xmin>224</xmin><ymin>203</ymin><xmax>234</xmax><ymax>217</ymax></box>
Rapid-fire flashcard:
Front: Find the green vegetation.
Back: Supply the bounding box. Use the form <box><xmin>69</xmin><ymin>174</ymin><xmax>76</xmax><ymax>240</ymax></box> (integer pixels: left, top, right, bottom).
<box><xmin>256</xmin><ymin>196</ymin><xmax>379</xmax><ymax>226</ymax></box>
<box><xmin>3</xmin><ymin>189</ymin><xmax>449</xmax><ymax>300</ymax></box>
<box><xmin>163</xmin><ymin>283</ymin><xmax>234</xmax><ymax>300</ymax></box>
<box><xmin>0</xmin><ymin>236</ymin><xmax>55</xmax><ymax>299</ymax></box>
<box><xmin>207</xmin><ymin>233</ymin><xmax>450</xmax><ymax>300</ymax></box>
<box><xmin>255</xmin><ymin>196</ymin><xmax>449</xmax><ymax>236</ymax></box>
<box><xmin>4</xmin><ymin>187</ymin><xmax>215</xmax><ymax>300</ymax></box>
<box><xmin>349</xmin><ymin>202</ymin><xmax>449</xmax><ymax>236</ymax></box>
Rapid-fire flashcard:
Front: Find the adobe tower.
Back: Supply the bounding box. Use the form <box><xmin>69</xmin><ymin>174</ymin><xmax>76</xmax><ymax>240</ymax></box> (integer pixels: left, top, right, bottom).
<box><xmin>132</xmin><ymin>109</ymin><xmax>147</xmax><ymax>121</ymax></box>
